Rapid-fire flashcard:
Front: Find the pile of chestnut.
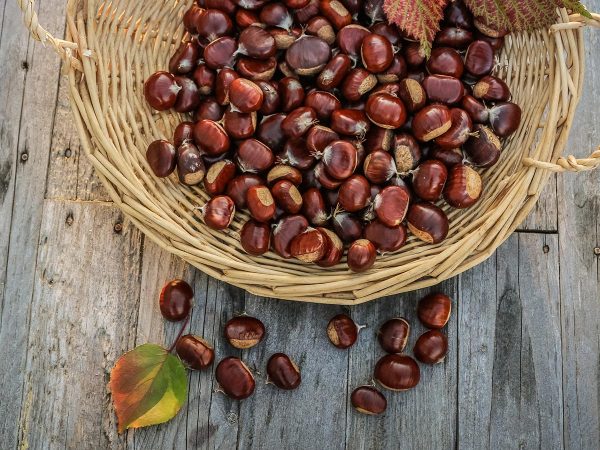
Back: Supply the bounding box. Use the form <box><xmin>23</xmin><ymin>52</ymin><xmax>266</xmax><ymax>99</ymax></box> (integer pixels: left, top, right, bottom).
<box><xmin>161</xmin><ymin>278</ymin><xmax>452</xmax><ymax>414</ymax></box>
<box><xmin>144</xmin><ymin>0</ymin><xmax>522</xmax><ymax>272</ymax></box>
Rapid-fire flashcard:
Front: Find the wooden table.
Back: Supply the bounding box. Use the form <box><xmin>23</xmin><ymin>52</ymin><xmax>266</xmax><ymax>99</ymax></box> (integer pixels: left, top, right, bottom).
<box><xmin>1</xmin><ymin>1</ymin><xmax>599</xmax><ymax>448</ymax></box>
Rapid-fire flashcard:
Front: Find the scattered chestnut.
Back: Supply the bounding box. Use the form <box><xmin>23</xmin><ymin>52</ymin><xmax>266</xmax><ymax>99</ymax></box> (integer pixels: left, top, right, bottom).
<box><xmin>267</xmin><ymin>164</ymin><xmax>303</xmax><ymax>186</ymax></box>
<box><xmin>443</xmin><ymin>164</ymin><xmax>482</xmax><ymax>208</ymax></box>
<box><xmin>473</xmin><ymin>75</ymin><xmax>510</xmax><ymax>102</ymax></box>
<box><xmin>374</xmin><ymin>354</ymin><xmax>420</xmax><ymax>391</ymax></box>
<box><xmin>347</xmin><ymin>239</ymin><xmax>377</xmax><ymax>272</ymax></box>
<box><xmin>177</xmin><ymin>142</ymin><xmax>205</xmax><ymax>185</ymax></box>
<box><xmin>365</xmin><ymin>126</ymin><xmax>394</xmax><ymax>152</ymax></box>
<box><xmin>365</xmin><ymin>93</ymin><xmax>407</xmax><ymax>129</ymax></box>
<box><xmin>267</xmin><ymin>353</ymin><xmax>302</xmax><ymax>390</ymax></box>
<box><xmin>464</xmin><ymin>40</ymin><xmax>494</xmax><ymax>77</ymax></box>
<box><xmin>330</xmin><ymin>109</ymin><xmax>370</xmax><ymax>137</ymax></box>
<box><xmin>196</xmin><ymin>98</ymin><xmax>225</xmax><ymax>122</ymax></box>
<box><xmin>305</xmin><ymin>91</ymin><xmax>342</xmax><ymax>122</ymax></box>
<box><xmin>246</xmin><ymin>185</ymin><xmax>276</xmax><ymax>222</ymax></box>
<box><xmin>316</xmin><ymin>227</ymin><xmax>344</xmax><ymax>267</ymax></box>
<box><xmin>407</xmin><ymin>202</ymin><xmax>449</xmax><ymax>244</ymax></box>
<box><xmin>204</xmin><ymin>160</ymin><xmax>237</xmax><ymax>196</ymax></box>
<box><xmin>272</xmin><ymin>179</ymin><xmax>303</xmax><ymax>213</ymax></box>
<box><xmin>327</xmin><ymin>314</ymin><xmax>360</xmax><ymax>348</ymax></box>
<box><xmin>236</xmin><ymin>56</ymin><xmax>278</xmax><ymax>81</ymax></box>
<box><xmin>373</xmin><ymin>186</ymin><xmax>410</xmax><ymax>227</ymax></box>
<box><xmin>361</xmin><ymin>33</ymin><xmax>394</xmax><ymax>73</ymax></box>
<box><xmin>341</xmin><ymin>68</ymin><xmax>378</xmax><ymax>102</ymax></box>
<box><xmin>196</xmin><ymin>9</ymin><xmax>233</xmax><ymax>43</ymax></box>
<box><xmin>238</xmin><ymin>26</ymin><xmax>277</xmax><ymax>60</ymax></box>
<box><xmin>281</xmin><ymin>106</ymin><xmax>318</xmax><ymax>138</ymax></box>
<box><xmin>240</xmin><ymin>220</ymin><xmax>272</xmax><ymax>256</ymax></box>
<box><xmin>286</xmin><ymin>35</ymin><xmax>332</xmax><ymax>76</ymax></box>
<box><xmin>215</xmin><ymin>357</ymin><xmax>256</xmax><ymax>400</ymax></box>
<box><xmin>337</xmin><ymin>24</ymin><xmax>371</xmax><ymax>57</ymax></box>
<box><xmin>257</xmin><ymin>113</ymin><xmax>287</xmax><ymax>151</ymax></box>
<box><xmin>202</xmin><ymin>195</ymin><xmax>236</xmax><ymax>230</ymax></box>
<box><xmin>203</xmin><ymin>36</ymin><xmax>238</xmax><ymax>70</ymax></box>
<box><xmin>417</xmin><ymin>292</ymin><xmax>452</xmax><ymax>329</ymax></box>
<box><xmin>317</xmin><ymin>53</ymin><xmax>352</xmax><ymax>90</ymax></box>
<box><xmin>261</xmin><ymin>2</ymin><xmax>294</xmax><ymax>29</ymax></box>
<box><xmin>430</xmin><ymin>146</ymin><xmax>464</xmax><ymax>167</ymax></box>
<box><xmin>176</xmin><ymin>335</ymin><xmax>215</xmax><ymax>370</ymax></box>
<box><xmin>146</xmin><ymin>140</ymin><xmax>176</xmax><ymax>178</ymax></box>
<box><xmin>272</xmin><ymin>214</ymin><xmax>309</xmax><ymax>258</ymax></box>
<box><xmin>488</xmin><ymin>102</ymin><xmax>522</xmax><ymax>138</ymax></box>
<box><xmin>290</xmin><ymin>227</ymin><xmax>328</xmax><ymax>262</ymax></box>
<box><xmin>226</xmin><ymin>174</ymin><xmax>264</xmax><ymax>209</ymax></box>
<box><xmin>322</xmin><ymin>140</ymin><xmax>358</xmax><ymax>180</ymax></box>
<box><xmin>403</xmin><ymin>41</ymin><xmax>426</xmax><ymax>67</ymax></box>
<box><xmin>224</xmin><ymin>315</ymin><xmax>266</xmax><ymax>349</ymax></box>
<box><xmin>302</xmin><ymin>187</ymin><xmax>329</xmax><ymax>226</ymax></box>
<box><xmin>279</xmin><ymin>77</ymin><xmax>306</xmax><ymax>111</ymax></box>
<box><xmin>377</xmin><ymin>318</ymin><xmax>410</xmax><ymax>353</ymax></box>
<box><xmin>173</xmin><ymin>121</ymin><xmax>195</xmax><ymax>148</ymax></box>
<box><xmin>159</xmin><ymin>279</ymin><xmax>193</xmax><ymax>322</ymax></box>
<box><xmin>307</xmin><ymin>16</ymin><xmax>336</xmax><ymax>45</ymax></box>
<box><xmin>412</xmin><ymin>160</ymin><xmax>448</xmax><ymax>201</ymax></box>
<box><xmin>434</xmin><ymin>27</ymin><xmax>474</xmax><ymax>49</ymax></box>
<box><xmin>320</xmin><ymin>0</ymin><xmax>352</xmax><ymax>30</ymax></box>
<box><xmin>229</xmin><ymin>78</ymin><xmax>264</xmax><ymax>113</ymax></box>
<box><xmin>414</xmin><ymin>329</ymin><xmax>449</xmax><ymax>364</ymax></box>
<box><xmin>194</xmin><ymin>120</ymin><xmax>230</xmax><ymax>156</ymax></box>
<box><xmin>236</xmin><ymin>139</ymin><xmax>274</xmax><ymax>173</ymax></box>
<box><xmin>412</xmin><ymin>104</ymin><xmax>452</xmax><ymax>142</ymax></box>
<box><xmin>398</xmin><ymin>78</ymin><xmax>427</xmax><ymax>112</ymax></box>
<box><xmin>332</xmin><ymin>210</ymin><xmax>363</xmax><ymax>243</ymax></box>
<box><xmin>338</xmin><ymin>175</ymin><xmax>371</xmax><ymax>212</ymax></box>
<box><xmin>223</xmin><ymin>110</ymin><xmax>257</xmax><ymax>140</ymax></box>
<box><xmin>215</xmin><ymin>68</ymin><xmax>239</xmax><ymax>105</ymax></box>
<box><xmin>351</xmin><ymin>386</ymin><xmax>387</xmax><ymax>415</ymax></box>
<box><xmin>422</xmin><ymin>75</ymin><xmax>465</xmax><ymax>104</ymax></box>
<box><xmin>169</xmin><ymin>41</ymin><xmax>200</xmax><ymax>75</ymax></box>
<box><xmin>444</xmin><ymin>0</ymin><xmax>473</xmax><ymax>28</ymax></box>
<box><xmin>144</xmin><ymin>71</ymin><xmax>180</xmax><ymax>111</ymax></box>
<box><xmin>280</xmin><ymin>138</ymin><xmax>315</xmax><ymax>170</ymax></box>
<box><xmin>435</xmin><ymin>107</ymin><xmax>473</xmax><ymax>150</ymax></box>
<box><xmin>464</xmin><ymin>124</ymin><xmax>501</xmax><ymax>167</ymax></box>
<box><xmin>306</xmin><ymin>125</ymin><xmax>340</xmax><ymax>154</ymax></box>
<box><xmin>363</xmin><ymin>220</ymin><xmax>407</xmax><ymax>253</ymax></box>
<box><xmin>363</xmin><ymin>149</ymin><xmax>396</xmax><ymax>184</ymax></box>
<box><xmin>393</xmin><ymin>133</ymin><xmax>421</xmax><ymax>173</ymax></box>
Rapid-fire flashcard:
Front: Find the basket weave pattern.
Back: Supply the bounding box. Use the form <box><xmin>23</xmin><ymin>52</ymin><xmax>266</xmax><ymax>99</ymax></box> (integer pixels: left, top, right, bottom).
<box><xmin>17</xmin><ymin>0</ymin><xmax>600</xmax><ymax>304</ymax></box>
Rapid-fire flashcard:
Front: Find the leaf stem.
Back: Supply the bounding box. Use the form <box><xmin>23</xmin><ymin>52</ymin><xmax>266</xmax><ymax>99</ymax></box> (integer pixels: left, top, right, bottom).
<box><xmin>168</xmin><ymin>315</ymin><xmax>190</xmax><ymax>353</ymax></box>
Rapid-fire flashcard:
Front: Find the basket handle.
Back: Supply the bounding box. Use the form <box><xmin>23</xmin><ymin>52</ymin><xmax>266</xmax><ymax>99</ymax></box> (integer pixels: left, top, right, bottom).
<box><xmin>16</xmin><ymin>0</ymin><xmax>83</xmax><ymax>71</ymax></box>
<box><xmin>523</xmin><ymin>11</ymin><xmax>599</xmax><ymax>173</ymax></box>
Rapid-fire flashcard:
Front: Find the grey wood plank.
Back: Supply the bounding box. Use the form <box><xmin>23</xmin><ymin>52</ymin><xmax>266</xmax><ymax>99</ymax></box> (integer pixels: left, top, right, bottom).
<box><xmin>0</xmin><ymin>0</ymin><xmax>65</xmax><ymax>446</ymax></box>
<box><xmin>17</xmin><ymin>200</ymin><xmax>143</xmax><ymax>449</ymax></box>
<box><xmin>557</xmin><ymin>13</ymin><xmax>600</xmax><ymax>448</ymax></box>
<box><xmin>518</xmin><ymin>176</ymin><xmax>558</xmax><ymax>232</ymax></box>
<box><xmin>237</xmin><ymin>295</ymin><xmax>350</xmax><ymax>450</ymax></box>
<box><xmin>346</xmin><ymin>280</ymin><xmax>458</xmax><ymax>450</ymax></box>
<box><xmin>457</xmin><ymin>233</ymin><xmax>563</xmax><ymax>449</ymax></box>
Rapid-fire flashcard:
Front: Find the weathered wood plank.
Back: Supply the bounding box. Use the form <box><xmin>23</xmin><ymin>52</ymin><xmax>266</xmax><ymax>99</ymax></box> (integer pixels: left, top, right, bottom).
<box><xmin>17</xmin><ymin>200</ymin><xmax>143</xmax><ymax>449</ymax></box>
<box><xmin>557</xmin><ymin>16</ymin><xmax>600</xmax><ymax>449</ymax></box>
<box><xmin>346</xmin><ymin>280</ymin><xmax>458</xmax><ymax>450</ymax></box>
<box><xmin>0</xmin><ymin>0</ymin><xmax>65</xmax><ymax>446</ymax></box>
<box><xmin>457</xmin><ymin>233</ymin><xmax>563</xmax><ymax>449</ymax></box>
<box><xmin>518</xmin><ymin>176</ymin><xmax>558</xmax><ymax>232</ymax></box>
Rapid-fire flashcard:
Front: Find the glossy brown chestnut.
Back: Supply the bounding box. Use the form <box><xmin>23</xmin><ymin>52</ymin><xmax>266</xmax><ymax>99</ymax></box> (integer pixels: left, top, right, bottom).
<box><xmin>314</xmin><ymin>161</ymin><xmax>342</xmax><ymax>189</ymax></box>
<box><xmin>257</xmin><ymin>113</ymin><xmax>287</xmax><ymax>151</ymax></box>
<box><xmin>351</xmin><ymin>386</ymin><xmax>387</xmax><ymax>415</ymax></box>
<box><xmin>176</xmin><ymin>335</ymin><xmax>215</xmax><ymax>370</ymax></box>
<box><xmin>215</xmin><ymin>68</ymin><xmax>239</xmax><ymax>105</ymax></box>
<box><xmin>260</xmin><ymin>2</ymin><xmax>294</xmax><ymax>29</ymax></box>
<box><xmin>361</xmin><ymin>33</ymin><xmax>394</xmax><ymax>73</ymax></box>
<box><xmin>373</xmin><ymin>185</ymin><xmax>410</xmax><ymax>227</ymax></box>
<box><xmin>422</xmin><ymin>75</ymin><xmax>465</xmax><ymax>104</ymax></box>
<box><xmin>427</xmin><ymin>46</ymin><xmax>464</xmax><ymax>78</ymax></box>
<box><xmin>272</xmin><ymin>179</ymin><xmax>303</xmax><ymax>213</ymax></box>
<box><xmin>393</xmin><ymin>133</ymin><xmax>421</xmax><ymax>173</ymax></box>
<box><xmin>370</xmin><ymin>22</ymin><xmax>401</xmax><ymax>45</ymax></box>
<box><xmin>267</xmin><ymin>164</ymin><xmax>303</xmax><ymax>186</ymax></box>
<box><xmin>173</xmin><ymin>121</ymin><xmax>195</xmax><ymax>148</ymax></box>
<box><xmin>169</xmin><ymin>41</ymin><xmax>200</xmax><ymax>75</ymax></box>
<box><xmin>192</xmin><ymin>64</ymin><xmax>216</xmax><ymax>96</ymax></box>
<box><xmin>224</xmin><ymin>315</ymin><xmax>266</xmax><ymax>349</ymax></box>
<box><xmin>286</xmin><ymin>35</ymin><xmax>331</xmax><ymax>76</ymax></box>
<box><xmin>304</xmin><ymin>91</ymin><xmax>342</xmax><ymax>122</ymax></box>
<box><xmin>464</xmin><ymin>124</ymin><xmax>501</xmax><ymax>167</ymax></box>
<box><xmin>338</xmin><ymin>175</ymin><xmax>371</xmax><ymax>212</ymax></box>
<box><xmin>332</xmin><ymin>210</ymin><xmax>362</xmax><ymax>243</ymax></box>
<box><xmin>246</xmin><ymin>185</ymin><xmax>276</xmax><ymax>222</ymax></box>
<box><xmin>177</xmin><ymin>142</ymin><xmax>205</xmax><ymax>186</ymax></box>
<box><xmin>307</xmin><ymin>16</ymin><xmax>336</xmax><ymax>45</ymax></box>
<box><xmin>435</xmin><ymin>108</ymin><xmax>473</xmax><ymax>150</ymax></box>
<box><xmin>398</xmin><ymin>78</ymin><xmax>427</xmax><ymax>112</ymax></box>
<box><xmin>364</xmin><ymin>220</ymin><xmax>407</xmax><ymax>253</ymax></box>
<box><xmin>281</xmin><ymin>107</ymin><xmax>318</xmax><ymax>139</ymax></box>
<box><xmin>238</xmin><ymin>26</ymin><xmax>277</xmax><ymax>60</ymax></box>
<box><xmin>363</xmin><ymin>149</ymin><xmax>396</xmax><ymax>184</ymax></box>
<box><xmin>204</xmin><ymin>160</ymin><xmax>236</xmax><ymax>196</ymax></box>
<box><xmin>236</xmin><ymin>139</ymin><xmax>274</xmax><ymax>173</ymax></box>
<box><xmin>365</xmin><ymin>93</ymin><xmax>407</xmax><ymax>130</ymax></box>
<box><xmin>270</xmin><ymin>27</ymin><xmax>300</xmax><ymax>50</ymax></box>
<box><xmin>377</xmin><ymin>54</ymin><xmax>408</xmax><ymax>84</ymax></box>
<box><xmin>337</xmin><ymin>24</ymin><xmax>371</xmax><ymax>56</ymax></box>
<box><xmin>280</xmin><ymin>138</ymin><xmax>315</xmax><ymax>170</ymax></box>
<box><xmin>412</xmin><ymin>104</ymin><xmax>452</xmax><ymax>142</ymax></box>
<box><xmin>327</xmin><ymin>314</ymin><xmax>360</xmax><ymax>348</ymax></box>
<box><xmin>347</xmin><ymin>239</ymin><xmax>377</xmax><ymax>272</ymax></box>
<box><xmin>417</xmin><ymin>292</ymin><xmax>452</xmax><ymax>328</ymax></box>
<box><xmin>159</xmin><ymin>279</ymin><xmax>193</xmax><ymax>322</ymax></box>
<box><xmin>403</xmin><ymin>42</ymin><xmax>426</xmax><ymax>67</ymax></box>
<box><xmin>204</xmin><ymin>0</ymin><xmax>237</xmax><ymax>13</ymax></box>
<box><xmin>279</xmin><ymin>77</ymin><xmax>305</xmax><ymax>112</ymax></box>
<box><xmin>183</xmin><ymin>4</ymin><xmax>204</xmax><ymax>33</ymax></box>
<box><xmin>434</xmin><ymin>27</ymin><xmax>474</xmax><ymax>49</ymax></box>
<box><xmin>407</xmin><ymin>202</ymin><xmax>449</xmax><ymax>244</ymax></box>
<box><xmin>229</xmin><ymin>78</ymin><xmax>264</xmax><ymax>113</ymax></box>
<box><xmin>294</xmin><ymin>0</ymin><xmax>320</xmax><ymax>21</ymax></box>
<box><xmin>443</xmin><ymin>164</ymin><xmax>482</xmax><ymax>208</ymax></box>
<box><xmin>286</xmin><ymin>0</ymin><xmax>311</xmax><ymax>8</ymax></box>
<box><xmin>236</xmin><ymin>56</ymin><xmax>278</xmax><ymax>81</ymax></box>
<box><xmin>365</xmin><ymin>126</ymin><xmax>394</xmax><ymax>152</ymax></box>
<box><xmin>196</xmin><ymin>9</ymin><xmax>233</xmax><ymax>43</ymax></box>
<box><xmin>144</xmin><ymin>71</ymin><xmax>180</xmax><ymax>111</ymax></box>
<box><xmin>414</xmin><ymin>329</ymin><xmax>449</xmax><ymax>364</ymax></box>
<box><xmin>202</xmin><ymin>196</ymin><xmax>236</xmax><ymax>230</ymax></box>
<box><xmin>195</xmin><ymin>98</ymin><xmax>224</xmax><ymax>122</ymax></box>
<box><xmin>146</xmin><ymin>140</ymin><xmax>176</xmax><ymax>178</ymax></box>
<box><xmin>240</xmin><ymin>220</ymin><xmax>272</xmax><ymax>256</ymax></box>
<box><xmin>374</xmin><ymin>354</ymin><xmax>420</xmax><ymax>391</ymax></box>
<box><xmin>223</xmin><ymin>110</ymin><xmax>257</xmax><ymax>140</ymax></box>
<box><xmin>430</xmin><ymin>147</ymin><xmax>464</xmax><ymax>167</ymax></box>
<box><xmin>464</xmin><ymin>40</ymin><xmax>494</xmax><ymax>77</ymax></box>
<box><xmin>330</xmin><ymin>110</ymin><xmax>370</xmax><ymax>138</ymax></box>
<box><xmin>473</xmin><ymin>75</ymin><xmax>510</xmax><ymax>102</ymax></box>
<box><xmin>364</xmin><ymin>0</ymin><xmax>386</xmax><ymax>23</ymax></box>
<box><xmin>306</xmin><ymin>126</ymin><xmax>340</xmax><ymax>154</ymax></box>
<box><xmin>215</xmin><ymin>357</ymin><xmax>256</xmax><ymax>400</ymax></box>
<box><xmin>488</xmin><ymin>102</ymin><xmax>522</xmax><ymax>138</ymax></box>
<box><xmin>267</xmin><ymin>353</ymin><xmax>302</xmax><ymax>390</ymax></box>
<box><xmin>461</xmin><ymin>94</ymin><xmax>489</xmax><ymax>123</ymax></box>
<box><xmin>317</xmin><ymin>53</ymin><xmax>352</xmax><ymax>90</ymax></box>
<box><xmin>475</xmin><ymin>31</ymin><xmax>505</xmax><ymax>51</ymax></box>
<box><xmin>444</xmin><ymin>0</ymin><xmax>473</xmax><ymax>28</ymax></box>
<box><xmin>341</xmin><ymin>68</ymin><xmax>378</xmax><ymax>102</ymax></box>
<box><xmin>320</xmin><ymin>140</ymin><xmax>358</xmax><ymax>180</ymax></box>
<box><xmin>173</xmin><ymin>76</ymin><xmax>200</xmax><ymax>113</ymax></box>
<box><xmin>378</xmin><ymin>318</ymin><xmax>410</xmax><ymax>353</ymax></box>
<box><xmin>204</xmin><ymin>36</ymin><xmax>238</xmax><ymax>70</ymax></box>
<box><xmin>235</xmin><ymin>9</ymin><xmax>261</xmax><ymax>28</ymax></box>
<box><xmin>290</xmin><ymin>228</ymin><xmax>328</xmax><ymax>262</ymax></box>
<box><xmin>272</xmin><ymin>214</ymin><xmax>309</xmax><ymax>258</ymax></box>
<box><xmin>302</xmin><ymin>187</ymin><xmax>329</xmax><ymax>226</ymax></box>
<box><xmin>319</xmin><ymin>0</ymin><xmax>352</xmax><ymax>30</ymax></box>
<box><xmin>226</xmin><ymin>174</ymin><xmax>264</xmax><ymax>209</ymax></box>
<box><xmin>316</xmin><ymin>227</ymin><xmax>344</xmax><ymax>267</ymax></box>
<box><xmin>194</xmin><ymin>120</ymin><xmax>230</xmax><ymax>156</ymax></box>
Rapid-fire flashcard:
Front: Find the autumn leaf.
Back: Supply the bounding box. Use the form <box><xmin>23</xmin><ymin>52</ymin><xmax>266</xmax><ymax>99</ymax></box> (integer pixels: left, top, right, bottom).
<box><xmin>463</xmin><ymin>0</ymin><xmax>592</xmax><ymax>34</ymax></box>
<box><xmin>383</xmin><ymin>0</ymin><xmax>450</xmax><ymax>55</ymax></box>
<box><xmin>109</xmin><ymin>344</ymin><xmax>188</xmax><ymax>433</ymax></box>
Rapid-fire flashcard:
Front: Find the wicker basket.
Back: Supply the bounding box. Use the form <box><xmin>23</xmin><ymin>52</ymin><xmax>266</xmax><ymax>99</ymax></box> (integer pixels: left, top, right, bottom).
<box><xmin>17</xmin><ymin>0</ymin><xmax>600</xmax><ymax>304</ymax></box>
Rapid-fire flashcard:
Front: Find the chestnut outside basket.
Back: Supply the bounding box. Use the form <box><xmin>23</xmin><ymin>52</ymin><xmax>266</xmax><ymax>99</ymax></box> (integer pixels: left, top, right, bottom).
<box><xmin>17</xmin><ymin>0</ymin><xmax>600</xmax><ymax>305</ymax></box>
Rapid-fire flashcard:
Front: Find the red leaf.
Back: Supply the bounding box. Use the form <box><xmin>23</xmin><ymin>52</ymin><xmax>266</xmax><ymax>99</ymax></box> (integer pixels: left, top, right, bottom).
<box><xmin>383</xmin><ymin>0</ymin><xmax>450</xmax><ymax>54</ymax></box>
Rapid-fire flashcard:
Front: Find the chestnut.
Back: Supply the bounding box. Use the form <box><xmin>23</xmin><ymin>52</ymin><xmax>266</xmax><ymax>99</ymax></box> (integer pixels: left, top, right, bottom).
<box><xmin>173</xmin><ymin>121</ymin><xmax>195</xmax><ymax>148</ymax></box>
<box><xmin>196</xmin><ymin>9</ymin><xmax>233</xmax><ymax>43</ymax></box>
<box><xmin>306</xmin><ymin>125</ymin><xmax>340</xmax><ymax>154</ymax></box>
<box><xmin>377</xmin><ymin>54</ymin><xmax>408</xmax><ymax>84</ymax></box>
<box><xmin>337</xmin><ymin>24</ymin><xmax>371</xmax><ymax>57</ymax></box>
<box><xmin>422</xmin><ymin>75</ymin><xmax>465</xmax><ymax>104</ymax></box>
<box><xmin>159</xmin><ymin>279</ymin><xmax>193</xmax><ymax>322</ymax></box>
<box><xmin>377</xmin><ymin>318</ymin><xmax>410</xmax><ymax>353</ymax></box>
<box><xmin>196</xmin><ymin>98</ymin><xmax>225</xmax><ymax>122</ymax></box>
<box><xmin>183</xmin><ymin>4</ymin><xmax>204</xmax><ymax>33</ymax></box>
<box><xmin>327</xmin><ymin>313</ymin><xmax>360</xmax><ymax>348</ymax></box>
<box><xmin>365</xmin><ymin>126</ymin><xmax>394</xmax><ymax>152</ymax></box>
<box><xmin>286</xmin><ymin>35</ymin><xmax>332</xmax><ymax>76</ymax></box>
<box><xmin>204</xmin><ymin>159</ymin><xmax>237</xmax><ymax>196</ymax></box>
<box><xmin>192</xmin><ymin>64</ymin><xmax>216</xmax><ymax>96</ymax></box>
<box><xmin>238</xmin><ymin>26</ymin><xmax>277</xmax><ymax>60</ymax></box>
<box><xmin>330</xmin><ymin>109</ymin><xmax>370</xmax><ymax>137</ymax></box>
<box><xmin>261</xmin><ymin>3</ymin><xmax>294</xmax><ymax>29</ymax></box>
<box><xmin>436</xmin><ymin>108</ymin><xmax>473</xmax><ymax>150</ymax></box>
<box><xmin>246</xmin><ymin>185</ymin><xmax>276</xmax><ymax>222</ymax></box>
<box><xmin>267</xmin><ymin>353</ymin><xmax>301</xmax><ymax>390</ymax></box>
<box><xmin>280</xmin><ymin>138</ymin><xmax>315</xmax><ymax>170</ymax></box>
<box><xmin>403</xmin><ymin>42</ymin><xmax>426</xmax><ymax>67</ymax></box>
<box><xmin>240</xmin><ymin>220</ymin><xmax>272</xmax><ymax>256</ymax></box>
<box><xmin>215</xmin><ymin>357</ymin><xmax>256</xmax><ymax>400</ymax></box>
<box><xmin>365</xmin><ymin>93</ymin><xmax>407</xmax><ymax>130</ymax></box>
<box><xmin>412</xmin><ymin>104</ymin><xmax>452</xmax><ymax>142</ymax></box>
<box><xmin>236</xmin><ymin>56</ymin><xmax>278</xmax><ymax>81</ymax></box>
<box><xmin>202</xmin><ymin>195</ymin><xmax>236</xmax><ymax>230</ymax></box>
<box><xmin>473</xmin><ymin>75</ymin><xmax>511</xmax><ymax>102</ymax></box>
<box><xmin>316</xmin><ymin>227</ymin><xmax>344</xmax><ymax>267</ymax></box>
<box><xmin>464</xmin><ymin>40</ymin><xmax>494</xmax><ymax>77</ymax></box>
<box><xmin>426</xmin><ymin>47</ymin><xmax>464</xmax><ymax>78</ymax></box>
<box><xmin>272</xmin><ymin>179</ymin><xmax>303</xmax><ymax>213</ymax></box>
<box><xmin>302</xmin><ymin>187</ymin><xmax>329</xmax><ymax>226</ymax></box>
<box><xmin>223</xmin><ymin>110</ymin><xmax>257</xmax><ymax>140</ymax></box>
<box><xmin>257</xmin><ymin>113</ymin><xmax>287</xmax><ymax>151</ymax></box>
<box><xmin>215</xmin><ymin>68</ymin><xmax>239</xmax><ymax>105</ymax></box>
<box><xmin>488</xmin><ymin>102</ymin><xmax>522</xmax><ymax>138</ymax></box>
<box><xmin>176</xmin><ymin>335</ymin><xmax>215</xmax><ymax>370</ymax></box>
<box><xmin>341</xmin><ymin>68</ymin><xmax>378</xmax><ymax>102</ymax></box>
<box><xmin>393</xmin><ymin>133</ymin><xmax>421</xmax><ymax>173</ymax></box>
<box><xmin>177</xmin><ymin>142</ymin><xmax>206</xmax><ymax>185</ymax></box>
<box><xmin>417</xmin><ymin>292</ymin><xmax>452</xmax><ymax>328</ymax></box>
<box><xmin>363</xmin><ymin>220</ymin><xmax>407</xmax><ymax>253</ymax></box>
<box><xmin>304</xmin><ymin>91</ymin><xmax>342</xmax><ymax>122</ymax></box>
<box><xmin>169</xmin><ymin>41</ymin><xmax>200</xmax><ymax>75</ymax></box>
<box><xmin>294</xmin><ymin>0</ymin><xmax>320</xmax><ymax>22</ymax></box>
<box><xmin>434</xmin><ymin>27</ymin><xmax>474</xmax><ymax>49</ymax></box>
<box><xmin>464</xmin><ymin>124</ymin><xmax>501</xmax><ymax>167</ymax></box>
<box><xmin>363</xmin><ymin>0</ymin><xmax>386</xmax><ymax>23</ymax></box>
<box><xmin>290</xmin><ymin>228</ymin><xmax>328</xmax><ymax>262</ymax></box>
<box><xmin>430</xmin><ymin>147</ymin><xmax>464</xmax><ymax>167</ymax></box>
<box><xmin>279</xmin><ymin>76</ymin><xmax>305</xmax><ymax>112</ymax></box>
<box><xmin>407</xmin><ymin>202</ymin><xmax>449</xmax><ymax>244</ymax></box>
<box><xmin>235</xmin><ymin>9</ymin><xmax>261</xmax><ymax>28</ymax></box>
<box><xmin>370</xmin><ymin>22</ymin><xmax>401</xmax><ymax>46</ymax></box>
<box><xmin>317</xmin><ymin>53</ymin><xmax>352</xmax><ymax>90</ymax></box>
<box><xmin>173</xmin><ymin>76</ymin><xmax>201</xmax><ymax>113</ymax></box>
<box><xmin>226</xmin><ymin>174</ymin><xmax>264</xmax><ymax>209</ymax></box>
<box><xmin>319</xmin><ymin>0</ymin><xmax>352</xmax><ymax>30</ymax></box>
<box><xmin>338</xmin><ymin>175</ymin><xmax>371</xmax><ymax>212</ymax></box>
<box><xmin>443</xmin><ymin>164</ymin><xmax>482</xmax><ymax>208</ymax></box>
<box><xmin>363</xmin><ymin>149</ymin><xmax>396</xmax><ymax>184</ymax></box>
<box><xmin>205</xmin><ymin>0</ymin><xmax>237</xmax><ymax>13</ymax></box>
<box><xmin>270</xmin><ymin>27</ymin><xmax>300</xmax><ymax>50</ymax></box>
<box><xmin>373</xmin><ymin>185</ymin><xmax>410</xmax><ymax>227</ymax></box>
<box><xmin>146</xmin><ymin>140</ymin><xmax>176</xmax><ymax>178</ymax></box>
<box><xmin>307</xmin><ymin>16</ymin><xmax>336</xmax><ymax>45</ymax></box>
<box><xmin>361</xmin><ymin>33</ymin><xmax>394</xmax><ymax>73</ymax></box>
<box><xmin>444</xmin><ymin>0</ymin><xmax>473</xmax><ymax>29</ymax></box>
<box><xmin>398</xmin><ymin>78</ymin><xmax>427</xmax><ymax>112</ymax></box>
<box><xmin>267</xmin><ymin>164</ymin><xmax>303</xmax><ymax>186</ymax></box>
<box><xmin>224</xmin><ymin>315</ymin><xmax>266</xmax><ymax>349</ymax></box>
<box><xmin>281</xmin><ymin>107</ymin><xmax>318</xmax><ymax>139</ymax></box>
<box><xmin>351</xmin><ymin>386</ymin><xmax>387</xmax><ymax>415</ymax></box>
<box><xmin>332</xmin><ymin>210</ymin><xmax>363</xmax><ymax>243</ymax></box>
<box><xmin>347</xmin><ymin>239</ymin><xmax>377</xmax><ymax>272</ymax></box>
<box><xmin>414</xmin><ymin>329</ymin><xmax>449</xmax><ymax>364</ymax></box>
<box><xmin>236</xmin><ymin>139</ymin><xmax>274</xmax><ymax>173</ymax></box>
<box><xmin>229</xmin><ymin>78</ymin><xmax>264</xmax><ymax>113</ymax></box>
<box><xmin>374</xmin><ymin>354</ymin><xmax>420</xmax><ymax>391</ymax></box>
<box><xmin>272</xmin><ymin>214</ymin><xmax>309</xmax><ymax>258</ymax></box>
<box><xmin>193</xmin><ymin>120</ymin><xmax>230</xmax><ymax>156</ymax></box>
<box><xmin>203</xmin><ymin>36</ymin><xmax>238</xmax><ymax>70</ymax></box>
<box><xmin>461</xmin><ymin>94</ymin><xmax>488</xmax><ymax>123</ymax></box>
<box><xmin>286</xmin><ymin>0</ymin><xmax>311</xmax><ymax>8</ymax></box>
<box><xmin>322</xmin><ymin>140</ymin><xmax>358</xmax><ymax>180</ymax></box>
<box><xmin>144</xmin><ymin>71</ymin><xmax>180</xmax><ymax>111</ymax></box>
